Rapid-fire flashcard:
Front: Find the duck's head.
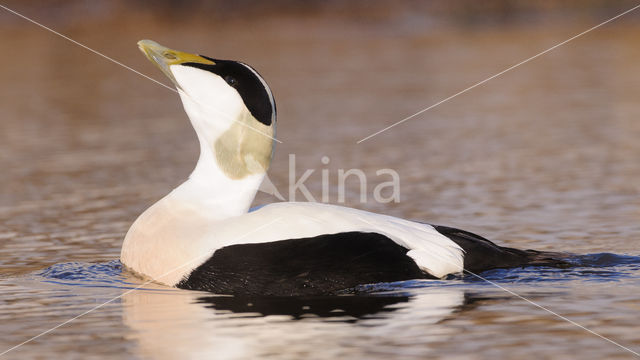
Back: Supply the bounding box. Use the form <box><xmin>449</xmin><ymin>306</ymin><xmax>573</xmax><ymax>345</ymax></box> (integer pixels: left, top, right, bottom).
<box><xmin>138</xmin><ymin>40</ymin><xmax>276</xmax><ymax>180</ymax></box>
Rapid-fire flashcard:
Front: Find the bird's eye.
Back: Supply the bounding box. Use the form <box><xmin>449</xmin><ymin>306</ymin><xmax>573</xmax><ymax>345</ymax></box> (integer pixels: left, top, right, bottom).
<box><xmin>224</xmin><ymin>76</ymin><xmax>237</xmax><ymax>86</ymax></box>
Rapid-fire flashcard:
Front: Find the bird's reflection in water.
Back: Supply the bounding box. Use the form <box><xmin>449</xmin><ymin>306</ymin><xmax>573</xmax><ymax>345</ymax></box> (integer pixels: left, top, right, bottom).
<box><xmin>195</xmin><ymin>294</ymin><xmax>411</xmax><ymax>321</ymax></box>
<box><xmin>123</xmin><ymin>286</ymin><xmax>465</xmax><ymax>359</ymax></box>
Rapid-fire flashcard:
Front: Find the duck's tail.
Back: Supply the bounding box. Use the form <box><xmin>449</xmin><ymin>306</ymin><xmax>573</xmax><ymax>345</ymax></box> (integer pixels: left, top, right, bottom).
<box><xmin>432</xmin><ymin>225</ymin><xmax>572</xmax><ymax>274</ymax></box>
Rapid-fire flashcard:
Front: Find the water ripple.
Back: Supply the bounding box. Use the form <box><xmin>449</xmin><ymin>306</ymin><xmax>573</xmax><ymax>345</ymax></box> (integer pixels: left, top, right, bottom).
<box><xmin>38</xmin><ymin>260</ymin><xmax>130</xmax><ymax>287</ymax></box>
<box><xmin>37</xmin><ymin>252</ymin><xmax>640</xmax><ymax>292</ymax></box>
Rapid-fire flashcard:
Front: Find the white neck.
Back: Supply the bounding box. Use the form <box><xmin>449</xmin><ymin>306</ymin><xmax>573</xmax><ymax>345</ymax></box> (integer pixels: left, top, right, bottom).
<box><xmin>159</xmin><ymin>84</ymin><xmax>269</xmax><ymax>219</ymax></box>
<box><xmin>168</xmin><ymin>132</ymin><xmax>265</xmax><ymax>219</ymax></box>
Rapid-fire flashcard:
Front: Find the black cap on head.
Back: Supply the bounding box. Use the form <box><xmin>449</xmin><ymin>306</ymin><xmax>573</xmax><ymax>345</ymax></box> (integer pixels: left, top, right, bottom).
<box><xmin>183</xmin><ymin>57</ymin><xmax>276</xmax><ymax>126</ymax></box>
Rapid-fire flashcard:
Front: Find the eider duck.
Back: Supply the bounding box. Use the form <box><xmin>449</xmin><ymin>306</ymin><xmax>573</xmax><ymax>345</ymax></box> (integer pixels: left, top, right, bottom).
<box><xmin>121</xmin><ymin>40</ymin><xmax>566</xmax><ymax>296</ymax></box>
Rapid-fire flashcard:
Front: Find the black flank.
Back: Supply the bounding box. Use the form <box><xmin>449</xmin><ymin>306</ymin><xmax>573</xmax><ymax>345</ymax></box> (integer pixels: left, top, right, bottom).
<box><xmin>178</xmin><ymin>226</ymin><xmax>572</xmax><ymax>296</ymax></box>
<box><xmin>177</xmin><ymin>232</ymin><xmax>433</xmax><ymax>296</ymax></box>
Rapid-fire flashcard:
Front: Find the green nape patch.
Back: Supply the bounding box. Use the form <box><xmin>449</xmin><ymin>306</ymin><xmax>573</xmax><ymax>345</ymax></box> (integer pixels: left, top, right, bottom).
<box><xmin>214</xmin><ymin>110</ymin><xmax>274</xmax><ymax>179</ymax></box>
